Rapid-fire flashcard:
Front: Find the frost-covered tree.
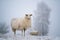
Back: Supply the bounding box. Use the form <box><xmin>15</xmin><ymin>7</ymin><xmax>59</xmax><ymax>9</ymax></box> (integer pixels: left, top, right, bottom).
<box><xmin>33</xmin><ymin>2</ymin><xmax>51</xmax><ymax>36</ymax></box>
<box><xmin>0</xmin><ymin>22</ymin><xmax>9</xmax><ymax>34</ymax></box>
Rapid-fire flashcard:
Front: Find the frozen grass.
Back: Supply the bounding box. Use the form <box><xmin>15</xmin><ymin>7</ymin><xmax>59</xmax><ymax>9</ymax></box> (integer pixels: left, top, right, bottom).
<box><xmin>0</xmin><ymin>34</ymin><xmax>60</xmax><ymax>40</ymax></box>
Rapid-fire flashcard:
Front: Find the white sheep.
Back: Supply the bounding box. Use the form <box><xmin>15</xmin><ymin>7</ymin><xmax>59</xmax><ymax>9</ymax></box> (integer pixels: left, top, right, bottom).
<box><xmin>11</xmin><ymin>14</ymin><xmax>32</xmax><ymax>36</ymax></box>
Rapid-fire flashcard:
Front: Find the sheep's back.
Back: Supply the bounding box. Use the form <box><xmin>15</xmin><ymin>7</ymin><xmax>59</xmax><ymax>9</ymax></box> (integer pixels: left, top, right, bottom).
<box><xmin>11</xmin><ymin>18</ymin><xmax>20</xmax><ymax>29</ymax></box>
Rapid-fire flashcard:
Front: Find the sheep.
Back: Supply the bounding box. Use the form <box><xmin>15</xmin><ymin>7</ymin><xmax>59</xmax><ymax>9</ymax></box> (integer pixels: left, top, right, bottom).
<box><xmin>11</xmin><ymin>14</ymin><xmax>32</xmax><ymax>36</ymax></box>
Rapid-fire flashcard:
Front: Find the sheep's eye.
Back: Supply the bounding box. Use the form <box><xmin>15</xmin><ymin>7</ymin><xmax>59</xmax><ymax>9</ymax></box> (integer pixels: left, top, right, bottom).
<box><xmin>26</xmin><ymin>15</ymin><xmax>28</xmax><ymax>16</ymax></box>
<box><xmin>30</xmin><ymin>14</ymin><xmax>32</xmax><ymax>16</ymax></box>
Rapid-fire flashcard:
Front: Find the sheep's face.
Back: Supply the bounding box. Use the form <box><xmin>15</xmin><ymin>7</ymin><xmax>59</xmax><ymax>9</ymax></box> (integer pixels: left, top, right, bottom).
<box><xmin>25</xmin><ymin>14</ymin><xmax>32</xmax><ymax>20</ymax></box>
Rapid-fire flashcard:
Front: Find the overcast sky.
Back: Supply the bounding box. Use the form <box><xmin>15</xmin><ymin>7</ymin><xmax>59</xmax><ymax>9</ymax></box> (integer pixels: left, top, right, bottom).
<box><xmin>0</xmin><ymin>0</ymin><xmax>60</xmax><ymax>37</ymax></box>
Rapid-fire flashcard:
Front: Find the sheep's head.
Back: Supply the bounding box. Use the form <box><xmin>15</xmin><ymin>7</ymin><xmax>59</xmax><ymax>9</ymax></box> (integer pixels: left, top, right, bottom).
<box><xmin>25</xmin><ymin>14</ymin><xmax>32</xmax><ymax>20</ymax></box>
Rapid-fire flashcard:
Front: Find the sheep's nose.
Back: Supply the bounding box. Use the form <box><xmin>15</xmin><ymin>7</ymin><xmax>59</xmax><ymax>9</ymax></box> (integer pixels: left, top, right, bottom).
<box><xmin>28</xmin><ymin>18</ymin><xmax>30</xmax><ymax>20</ymax></box>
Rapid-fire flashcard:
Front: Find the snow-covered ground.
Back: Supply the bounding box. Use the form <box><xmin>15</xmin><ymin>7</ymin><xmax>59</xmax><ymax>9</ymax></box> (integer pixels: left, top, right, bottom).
<box><xmin>0</xmin><ymin>36</ymin><xmax>49</xmax><ymax>40</ymax></box>
<box><xmin>0</xmin><ymin>34</ymin><xmax>60</xmax><ymax>40</ymax></box>
<box><xmin>0</xmin><ymin>30</ymin><xmax>60</xmax><ymax>40</ymax></box>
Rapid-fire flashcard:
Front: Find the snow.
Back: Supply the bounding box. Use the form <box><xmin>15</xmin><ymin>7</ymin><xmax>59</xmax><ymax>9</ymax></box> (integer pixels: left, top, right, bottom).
<box><xmin>0</xmin><ymin>34</ymin><xmax>60</xmax><ymax>40</ymax></box>
<box><xmin>0</xmin><ymin>32</ymin><xmax>60</xmax><ymax>40</ymax></box>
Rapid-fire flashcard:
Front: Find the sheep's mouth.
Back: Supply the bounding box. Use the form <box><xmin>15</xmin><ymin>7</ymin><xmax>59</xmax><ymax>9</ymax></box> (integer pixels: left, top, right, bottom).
<box><xmin>27</xmin><ymin>18</ymin><xmax>30</xmax><ymax>20</ymax></box>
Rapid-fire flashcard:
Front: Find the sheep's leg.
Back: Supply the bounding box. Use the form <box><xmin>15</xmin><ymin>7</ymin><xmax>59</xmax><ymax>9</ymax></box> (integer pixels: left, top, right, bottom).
<box><xmin>21</xmin><ymin>28</ymin><xmax>26</xmax><ymax>36</ymax></box>
<box><xmin>21</xmin><ymin>29</ymin><xmax>26</xmax><ymax>36</ymax></box>
<box><xmin>14</xmin><ymin>29</ymin><xmax>16</xmax><ymax>36</ymax></box>
<box><xmin>12</xmin><ymin>28</ymin><xmax>16</xmax><ymax>36</ymax></box>
<box><xmin>22</xmin><ymin>30</ymin><xmax>24</xmax><ymax>36</ymax></box>
<box><xmin>12</xmin><ymin>29</ymin><xmax>16</xmax><ymax>40</ymax></box>
<box><xmin>24</xmin><ymin>28</ymin><xmax>26</xmax><ymax>36</ymax></box>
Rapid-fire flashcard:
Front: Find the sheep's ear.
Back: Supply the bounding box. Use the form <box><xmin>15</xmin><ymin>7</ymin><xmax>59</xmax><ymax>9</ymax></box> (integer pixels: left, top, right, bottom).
<box><xmin>25</xmin><ymin>14</ymin><xmax>28</xmax><ymax>16</ymax></box>
<box><xmin>30</xmin><ymin>14</ymin><xmax>32</xmax><ymax>16</ymax></box>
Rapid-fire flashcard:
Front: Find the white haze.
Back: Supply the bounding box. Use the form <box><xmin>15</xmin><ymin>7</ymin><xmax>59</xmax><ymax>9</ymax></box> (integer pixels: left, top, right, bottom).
<box><xmin>0</xmin><ymin>0</ymin><xmax>60</xmax><ymax>37</ymax></box>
